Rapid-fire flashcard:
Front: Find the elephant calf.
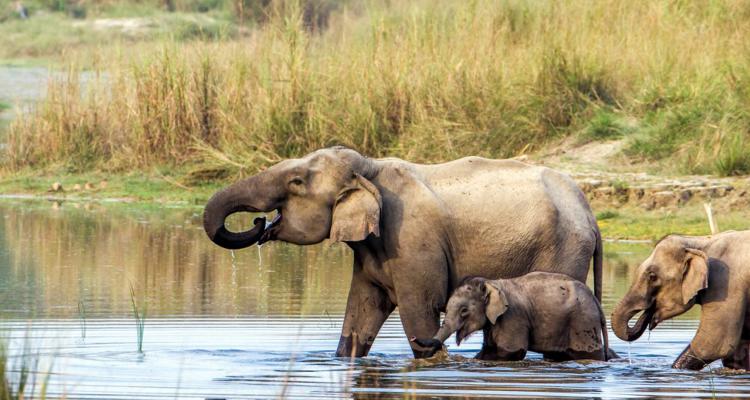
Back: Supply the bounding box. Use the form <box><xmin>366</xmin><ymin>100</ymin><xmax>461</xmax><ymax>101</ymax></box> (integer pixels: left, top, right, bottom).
<box><xmin>612</xmin><ymin>231</ymin><xmax>750</xmax><ymax>370</ymax></box>
<box><xmin>413</xmin><ymin>273</ymin><xmax>614</xmax><ymax>361</ymax></box>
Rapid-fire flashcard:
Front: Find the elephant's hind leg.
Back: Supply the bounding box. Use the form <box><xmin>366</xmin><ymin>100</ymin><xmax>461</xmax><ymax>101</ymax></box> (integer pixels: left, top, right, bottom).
<box><xmin>336</xmin><ymin>272</ymin><xmax>394</xmax><ymax>358</ymax></box>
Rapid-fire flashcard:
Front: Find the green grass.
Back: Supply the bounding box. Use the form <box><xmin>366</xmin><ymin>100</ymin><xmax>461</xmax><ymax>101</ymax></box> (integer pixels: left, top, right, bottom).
<box><xmin>0</xmin><ymin>11</ymin><xmax>235</xmax><ymax>60</ymax></box>
<box><xmin>596</xmin><ymin>210</ymin><xmax>619</xmax><ymax>221</ymax></box>
<box><xmin>596</xmin><ymin>205</ymin><xmax>750</xmax><ymax>241</ymax></box>
<box><xmin>578</xmin><ymin>109</ymin><xmax>633</xmax><ymax>144</ymax></box>
<box><xmin>0</xmin><ymin>169</ymin><xmax>221</xmax><ymax>203</ymax></box>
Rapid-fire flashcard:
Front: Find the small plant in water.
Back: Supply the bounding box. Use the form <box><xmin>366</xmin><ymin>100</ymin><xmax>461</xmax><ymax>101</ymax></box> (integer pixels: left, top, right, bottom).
<box><xmin>77</xmin><ymin>301</ymin><xmax>87</xmax><ymax>341</ymax></box>
<box><xmin>129</xmin><ymin>284</ymin><xmax>147</xmax><ymax>354</ymax></box>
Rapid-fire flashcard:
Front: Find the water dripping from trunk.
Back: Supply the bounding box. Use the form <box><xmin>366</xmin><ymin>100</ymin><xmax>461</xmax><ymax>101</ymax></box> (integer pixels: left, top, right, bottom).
<box><xmin>230</xmin><ymin>250</ymin><xmax>237</xmax><ymax>287</ymax></box>
<box><xmin>628</xmin><ymin>342</ymin><xmax>632</xmax><ymax>365</ymax></box>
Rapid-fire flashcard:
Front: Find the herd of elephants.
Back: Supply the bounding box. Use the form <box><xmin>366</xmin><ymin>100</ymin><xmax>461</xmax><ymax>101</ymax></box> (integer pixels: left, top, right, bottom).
<box><xmin>201</xmin><ymin>147</ymin><xmax>750</xmax><ymax>371</ymax></box>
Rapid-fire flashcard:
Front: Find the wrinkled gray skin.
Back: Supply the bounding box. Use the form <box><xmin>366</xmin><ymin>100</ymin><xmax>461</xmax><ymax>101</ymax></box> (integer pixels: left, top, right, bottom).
<box><xmin>612</xmin><ymin>231</ymin><xmax>750</xmax><ymax>370</ymax></box>
<box><xmin>203</xmin><ymin>147</ymin><xmax>603</xmax><ymax>358</ymax></box>
<box><xmin>412</xmin><ymin>273</ymin><xmax>614</xmax><ymax>361</ymax></box>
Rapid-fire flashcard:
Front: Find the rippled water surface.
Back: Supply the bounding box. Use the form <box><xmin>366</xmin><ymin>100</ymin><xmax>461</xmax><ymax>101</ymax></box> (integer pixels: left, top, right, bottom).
<box><xmin>1</xmin><ymin>200</ymin><xmax>748</xmax><ymax>398</ymax></box>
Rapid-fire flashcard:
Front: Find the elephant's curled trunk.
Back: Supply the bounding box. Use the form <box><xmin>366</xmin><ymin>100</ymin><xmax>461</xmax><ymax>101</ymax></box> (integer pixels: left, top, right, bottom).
<box><xmin>203</xmin><ymin>177</ymin><xmax>274</xmax><ymax>249</ymax></box>
<box><xmin>611</xmin><ymin>298</ymin><xmax>655</xmax><ymax>342</ymax></box>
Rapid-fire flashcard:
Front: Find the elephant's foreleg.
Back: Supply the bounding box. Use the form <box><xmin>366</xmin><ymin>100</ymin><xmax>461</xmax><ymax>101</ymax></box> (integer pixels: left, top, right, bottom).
<box><xmin>722</xmin><ymin>339</ymin><xmax>750</xmax><ymax>370</ymax></box>
<box><xmin>676</xmin><ymin>296</ymin><xmax>746</xmax><ymax>370</ymax></box>
<box><xmin>398</xmin><ymin>300</ymin><xmax>441</xmax><ymax>358</ymax></box>
<box><xmin>336</xmin><ymin>273</ymin><xmax>394</xmax><ymax>358</ymax></box>
<box><xmin>672</xmin><ymin>345</ymin><xmax>710</xmax><ymax>370</ymax></box>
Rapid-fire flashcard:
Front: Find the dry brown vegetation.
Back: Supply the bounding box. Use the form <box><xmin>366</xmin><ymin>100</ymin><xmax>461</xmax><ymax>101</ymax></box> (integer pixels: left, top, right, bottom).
<box><xmin>6</xmin><ymin>0</ymin><xmax>750</xmax><ymax>177</ymax></box>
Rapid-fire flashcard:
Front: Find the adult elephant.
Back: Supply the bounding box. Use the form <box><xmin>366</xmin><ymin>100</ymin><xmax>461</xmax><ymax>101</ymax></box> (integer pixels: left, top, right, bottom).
<box><xmin>203</xmin><ymin>147</ymin><xmax>603</xmax><ymax>358</ymax></box>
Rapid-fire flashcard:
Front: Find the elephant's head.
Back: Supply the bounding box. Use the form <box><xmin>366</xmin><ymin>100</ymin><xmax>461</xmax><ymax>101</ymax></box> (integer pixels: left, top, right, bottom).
<box><xmin>412</xmin><ymin>277</ymin><xmax>508</xmax><ymax>351</ymax></box>
<box><xmin>203</xmin><ymin>147</ymin><xmax>382</xmax><ymax>249</ymax></box>
<box><xmin>611</xmin><ymin>236</ymin><xmax>709</xmax><ymax>341</ymax></box>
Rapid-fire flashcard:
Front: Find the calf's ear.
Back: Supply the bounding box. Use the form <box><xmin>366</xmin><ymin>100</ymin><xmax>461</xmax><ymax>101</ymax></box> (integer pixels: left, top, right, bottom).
<box><xmin>682</xmin><ymin>248</ymin><xmax>708</xmax><ymax>305</ymax></box>
<box><xmin>484</xmin><ymin>282</ymin><xmax>509</xmax><ymax>324</ymax></box>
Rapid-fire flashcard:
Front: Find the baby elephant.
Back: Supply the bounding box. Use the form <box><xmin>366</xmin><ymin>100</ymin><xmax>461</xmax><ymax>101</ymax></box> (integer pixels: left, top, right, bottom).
<box><xmin>413</xmin><ymin>272</ymin><xmax>615</xmax><ymax>361</ymax></box>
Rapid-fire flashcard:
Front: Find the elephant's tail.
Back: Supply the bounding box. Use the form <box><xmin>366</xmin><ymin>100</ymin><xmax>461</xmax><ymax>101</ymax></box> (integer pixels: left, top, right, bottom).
<box><xmin>597</xmin><ymin>296</ymin><xmax>611</xmax><ymax>361</ymax></box>
<box><xmin>593</xmin><ymin>227</ymin><xmax>603</xmax><ymax>303</ymax></box>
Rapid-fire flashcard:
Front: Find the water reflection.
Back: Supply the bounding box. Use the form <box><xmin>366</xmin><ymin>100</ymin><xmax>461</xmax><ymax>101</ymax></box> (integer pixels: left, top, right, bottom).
<box><xmin>0</xmin><ymin>200</ymin><xmax>352</xmax><ymax>318</ymax></box>
<box><xmin>0</xmin><ymin>199</ymin><xmax>738</xmax><ymax>398</ymax></box>
<box><xmin>0</xmin><ymin>199</ymin><xmax>700</xmax><ymax>320</ymax></box>
<box><xmin>0</xmin><ymin>201</ymin><xmax>697</xmax><ymax>319</ymax></box>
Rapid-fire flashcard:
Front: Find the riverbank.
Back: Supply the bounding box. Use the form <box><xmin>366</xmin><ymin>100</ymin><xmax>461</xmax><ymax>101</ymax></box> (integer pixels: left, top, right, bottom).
<box><xmin>1</xmin><ymin>166</ymin><xmax>746</xmax><ymax>241</ymax></box>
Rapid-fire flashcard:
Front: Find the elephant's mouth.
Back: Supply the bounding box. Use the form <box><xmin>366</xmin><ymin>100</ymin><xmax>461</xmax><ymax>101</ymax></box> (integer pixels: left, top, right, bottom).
<box><xmin>456</xmin><ymin>327</ymin><xmax>474</xmax><ymax>346</ymax></box>
<box><xmin>258</xmin><ymin>209</ymin><xmax>282</xmax><ymax>245</ymax></box>
<box><xmin>628</xmin><ymin>304</ymin><xmax>657</xmax><ymax>340</ymax></box>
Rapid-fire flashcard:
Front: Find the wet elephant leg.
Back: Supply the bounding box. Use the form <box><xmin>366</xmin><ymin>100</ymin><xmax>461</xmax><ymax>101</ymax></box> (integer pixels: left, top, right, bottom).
<box><xmin>556</xmin><ymin>349</ymin><xmax>606</xmax><ymax>362</ymax></box>
<box><xmin>478</xmin><ymin>347</ymin><xmax>527</xmax><ymax>361</ymax></box>
<box><xmin>722</xmin><ymin>339</ymin><xmax>750</xmax><ymax>370</ymax></box>
<box><xmin>336</xmin><ymin>272</ymin><xmax>394</xmax><ymax>358</ymax></box>
<box><xmin>674</xmin><ymin>298</ymin><xmax>746</xmax><ymax>370</ymax></box>
<box><xmin>672</xmin><ymin>344</ymin><xmax>709</xmax><ymax>370</ymax></box>
<box><xmin>398</xmin><ymin>300</ymin><xmax>441</xmax><ymax>358</ymax></box>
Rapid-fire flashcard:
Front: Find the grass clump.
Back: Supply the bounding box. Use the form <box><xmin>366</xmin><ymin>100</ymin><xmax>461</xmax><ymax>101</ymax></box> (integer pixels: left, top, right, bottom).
<box><xmin>578</xmin><ymin>109</ymin><xmax>632</xmax><ymax>144</ymax></box>
<box><xmin>596</xmin><ymin>210</ymin><xmax>619</xmax><ymax>221</ymax></box>
<box><xmin>5</xmin><ymin>0</ymin><xmax>750</xmax><ymax>178</ymax></box>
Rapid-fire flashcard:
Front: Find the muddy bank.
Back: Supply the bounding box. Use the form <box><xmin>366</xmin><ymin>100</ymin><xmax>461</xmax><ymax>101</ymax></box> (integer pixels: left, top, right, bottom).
<box><xmin>574</xmin><ymin>172</ymin><xmax>747</xmax><ymax>211</ymax></box>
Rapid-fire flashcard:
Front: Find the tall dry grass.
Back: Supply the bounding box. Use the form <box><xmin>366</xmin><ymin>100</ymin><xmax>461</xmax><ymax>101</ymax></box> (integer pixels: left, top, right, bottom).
<box><xmin>6</xmin><ymin>0</ymin><xmax>750</xmax><ymax>177</ymax></box>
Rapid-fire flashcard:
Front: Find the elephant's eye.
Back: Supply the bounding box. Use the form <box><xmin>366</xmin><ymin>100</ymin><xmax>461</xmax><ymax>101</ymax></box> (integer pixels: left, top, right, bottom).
<box><xmin>289</xmin><ymin>177</ymin><xmax>304</xmax><ymax>186</ymax></box>
<box><xmin>459</xmin><ymin>306</ymin><xmax>469</xmax><ymax>317</ymax></box>
<box><xmin>648</xmin><ymin>272</ymin><xmax>658</xmax><ymax>283</ymax></box>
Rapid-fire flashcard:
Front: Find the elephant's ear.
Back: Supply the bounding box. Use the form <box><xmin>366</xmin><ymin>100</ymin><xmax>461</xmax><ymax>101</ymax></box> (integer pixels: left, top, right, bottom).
<box><xmin>682</xmin><ymin>248</ymin><xmax>709</xmax><ymax>305</ymax></box>
<box><xmin>330</xmin><ymin>174</ymin><xmax>382</xmax><ymax>242</ymax></box>
<box><xmin>484</xmin><ymin>282</ymin><xmax>509</xmax><ymax>324</ymax></box>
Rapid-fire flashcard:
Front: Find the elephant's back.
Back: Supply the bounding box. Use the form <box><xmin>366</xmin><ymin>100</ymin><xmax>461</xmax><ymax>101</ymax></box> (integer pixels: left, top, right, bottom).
<box><xmin>420</xmin><ymin>159</ymin><xmax>597</xmax><ymax>282</ymax></box>
<box><xmin>520</xmin><ymin>273</ymin><xmax>603</xmax><ymax>353</ymax></box>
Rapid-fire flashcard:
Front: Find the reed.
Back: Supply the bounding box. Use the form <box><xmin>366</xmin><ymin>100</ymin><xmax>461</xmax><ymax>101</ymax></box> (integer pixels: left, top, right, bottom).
<box><xmin>6</xmin><ymin>0</ymin><xmax>750</xmax><ymax>177</ymax></box>
<box><xmin>129</xmin><ymin>284</ymin><xmax>147</xmax><ymax>353</ymax></box>
<box><xmin>0</xmin><ymin>334</ymin><xmax>48</xmax><ymax>400</ymax></box>
<box><xmin>77</xmin><ymin>300</ymin><xmax>87</xmax><ymax>341</ymax></box>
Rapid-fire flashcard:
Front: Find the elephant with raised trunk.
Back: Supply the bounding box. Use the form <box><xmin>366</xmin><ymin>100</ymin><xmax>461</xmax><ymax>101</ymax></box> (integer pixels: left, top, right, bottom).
<box><xmin>611</xmin><ymin>231</ymin><xmax>750</xmax><ymax>370</ymax></box>
<box><xmin>203</xmin><ymin>147</ymin><xmax>603</xmax><ymax>358</ymax></box>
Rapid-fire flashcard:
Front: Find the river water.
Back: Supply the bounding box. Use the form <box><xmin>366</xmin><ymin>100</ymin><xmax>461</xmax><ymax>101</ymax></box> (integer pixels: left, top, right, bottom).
<box><xmin>1</xmin><ymin>199</ymin><xmax>748</xmax><ymax>398</ymax></box>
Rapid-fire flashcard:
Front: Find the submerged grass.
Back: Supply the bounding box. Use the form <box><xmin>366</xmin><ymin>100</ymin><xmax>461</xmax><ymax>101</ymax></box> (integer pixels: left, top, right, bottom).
<box><xmin>5</xmin><ymin>0</ymin><xmax>750</xmax><ymax>177</ymax></box>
